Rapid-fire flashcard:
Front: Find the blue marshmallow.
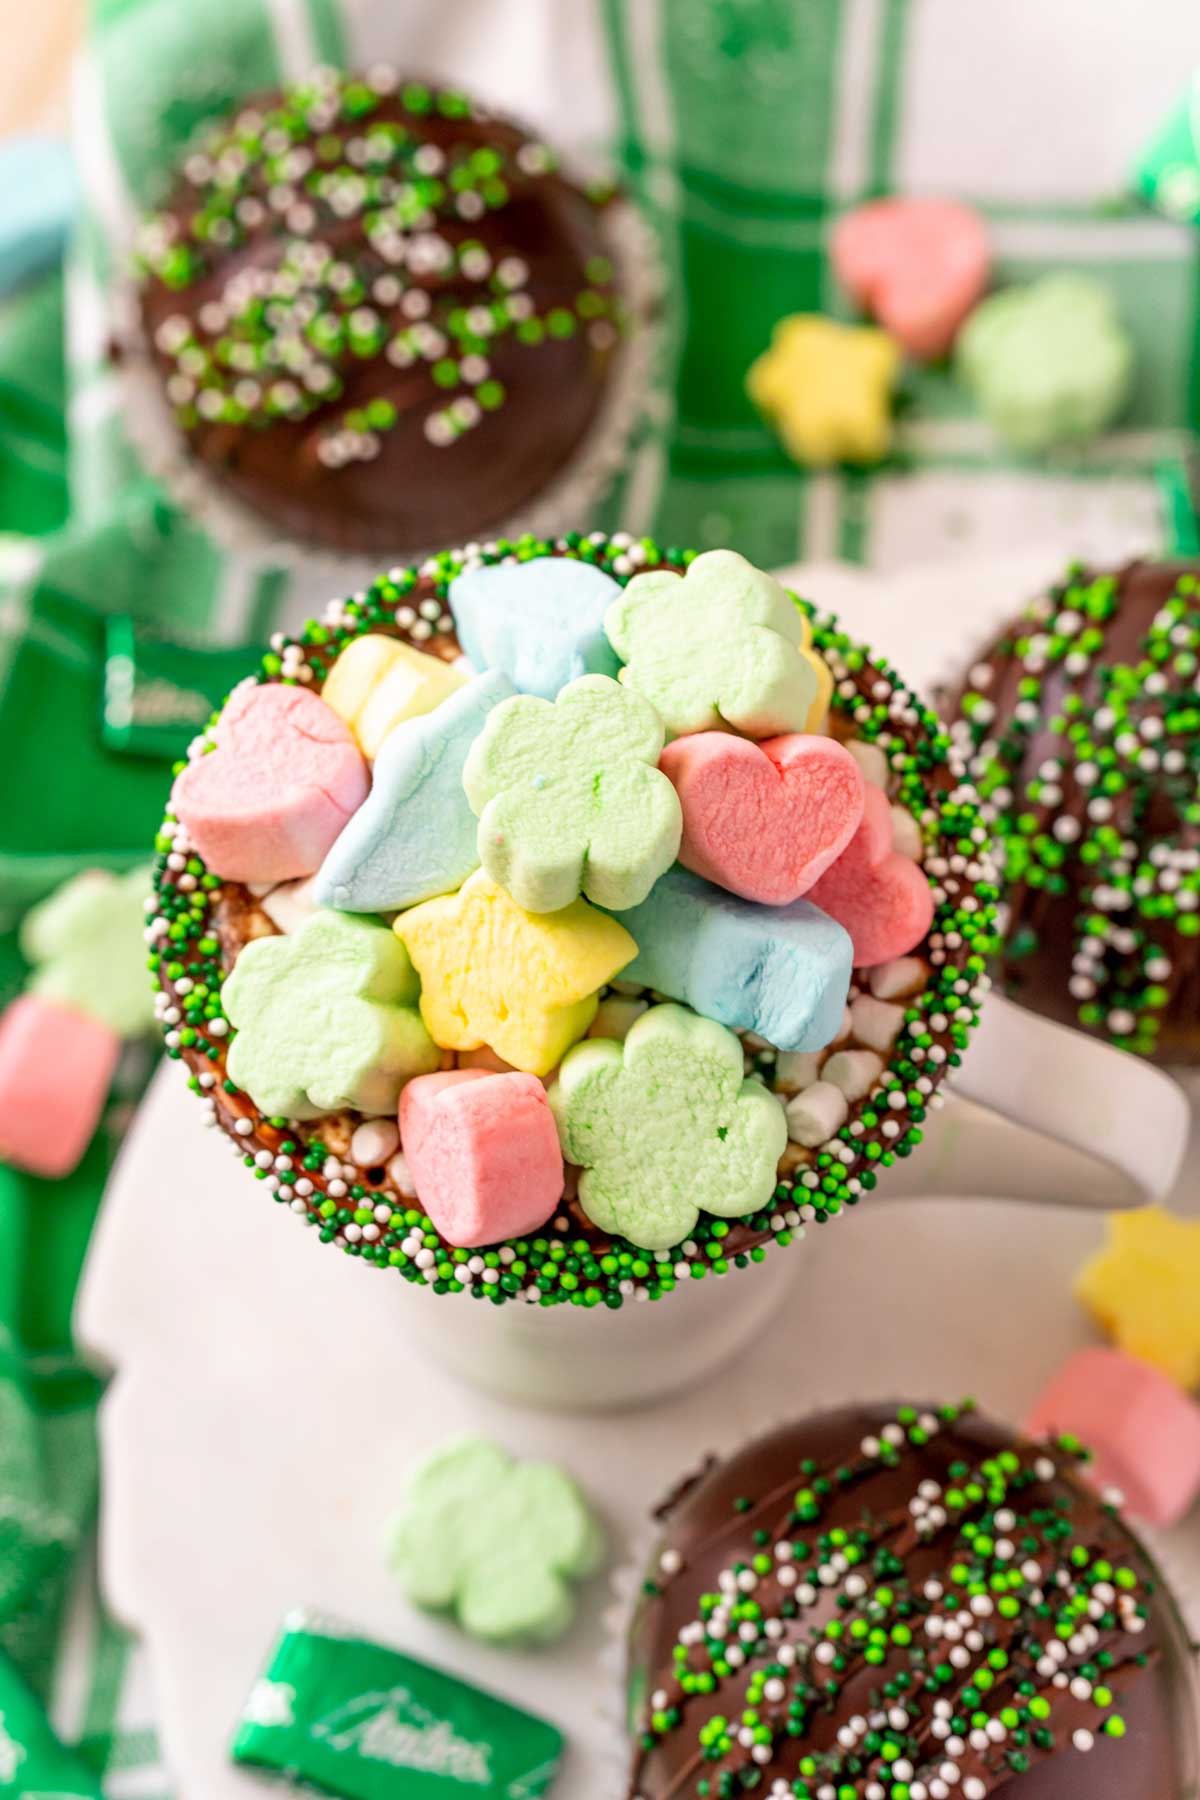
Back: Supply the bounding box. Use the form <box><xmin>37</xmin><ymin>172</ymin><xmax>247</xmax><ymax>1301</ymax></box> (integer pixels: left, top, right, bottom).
<box><xmin>0</xmin><ymin>139</ymin><xmax>77</xmax><ymax>297</ymax></box>
<box><xmin>448</xmin><ymin>556</ymin><xmax>622</xmax><ymax>700</ymax></box>
<box><xmin>616</xmin><ymin>866</ymin><xmax>853</xmax><ymax>1052</ymax></box>
<box><xmin>314</xmin><ymin>671</ymin><xmax>515</xmax><ymax>913</ymax></box>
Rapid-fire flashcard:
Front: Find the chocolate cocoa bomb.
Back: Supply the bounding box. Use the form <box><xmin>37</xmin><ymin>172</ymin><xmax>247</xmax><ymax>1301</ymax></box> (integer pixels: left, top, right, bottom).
<box><xmin>946</xmin><ymin>559</ymin><xmax>1200</xmax><ymax>1064</ymax></box>
<box><xmin>135</xmin><ymin>69</ymin><xmax>628</xmax><ymax>554</ymax></box>
<box><xmin>624</xmin><ymin>1400</ymin><xmax>1194</xmax><ymax>1800</ymax></box>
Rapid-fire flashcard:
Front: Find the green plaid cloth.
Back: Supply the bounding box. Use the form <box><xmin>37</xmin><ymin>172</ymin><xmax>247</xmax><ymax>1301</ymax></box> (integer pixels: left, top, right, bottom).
<box><xmin>0</xmin><ymin>2</ymin><xmax>1196</xmax><ymax>1794</ymax></box>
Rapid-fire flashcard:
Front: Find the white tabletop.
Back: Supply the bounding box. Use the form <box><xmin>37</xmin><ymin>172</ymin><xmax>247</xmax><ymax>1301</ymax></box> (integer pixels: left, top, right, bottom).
<box><xmin>75</xmin><ymin>549</ymin><xmax>1200</xmax><ymax>1798</ymax></box>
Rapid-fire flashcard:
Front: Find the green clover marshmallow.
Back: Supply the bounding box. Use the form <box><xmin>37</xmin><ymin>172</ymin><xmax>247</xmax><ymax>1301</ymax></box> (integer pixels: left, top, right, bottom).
<box><xmin>956</xmin><ymin>274</ymin><xmax>1134</xmax><ymax>451</ymax></box>
<box><xmin>549</xmin><ymin>1002</ymin><xmax>788</xmax><ymax>1252</ymax></box>
<box><xmin>462</xmin><ymin>673</ymin><xmax>682</xmax><ymax>913</ymax></box>
<box><xmin>603</xmin><ymin>548</ymin><xmax>817</xmax><ymax>739</ymax></box>
<box><xmin>388</xmin><ymin>1436</ymin><xmax>603</xmax><ymax>1645</ymax></box>
<box><xmin>223</xmin><ymin>909</ymin><xmax>438</xmax><ymax>1120</ymax></box>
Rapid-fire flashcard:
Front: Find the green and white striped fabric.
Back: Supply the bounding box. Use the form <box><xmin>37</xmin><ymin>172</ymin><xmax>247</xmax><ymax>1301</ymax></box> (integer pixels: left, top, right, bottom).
<box><xmin>1</xmin><ymin>2</ymin><xmax>1197</xmax><ymax>1793</ymax></box>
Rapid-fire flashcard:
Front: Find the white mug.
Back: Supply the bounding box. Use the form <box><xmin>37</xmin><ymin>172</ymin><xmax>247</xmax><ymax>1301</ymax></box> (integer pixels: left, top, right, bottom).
<box><xmin>408</xmin><ymin>991</ymin><xmax>1192</xmax><ymax>1412</ymax></box>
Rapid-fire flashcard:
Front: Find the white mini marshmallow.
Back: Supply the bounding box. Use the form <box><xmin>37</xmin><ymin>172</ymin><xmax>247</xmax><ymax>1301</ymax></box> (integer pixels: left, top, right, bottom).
<box><xmin>350</xmin><ymin>1117</ymin><xmax>401</xmax><ymax>1167</ymax></box>
<box><xmin>786</xmin><ymin>1081</ymin><xmax>849</xmax><ymax>1147</ymax></box>
<box><xmin>846</xmin><ymin>739</ymin><xmax>890</xmax><ymax>789</ymax></box>
<box><xmin>260</xmin><ymin>875</ymin><xmax>321</xmax><ymax>934</ymax></box>
<box><xmin>850</xmin><ymin>996</ymin><xmax>906</xmax><ymax>1053</ymax></box>
<box><xmin>890</xmin><ymin>804</ymin><xmax>924</xmax><ymax>861</ymax></box>
<box><xmin>869</xmin><ymin>955</ymin><xmax>929</xmax><ymax>1000</ymax></box>
<box><xmin>823</xmin><ymin>1049</ymin><xmax>884</xmax><ymax>1102</ymax></box>
<box><xmin>774</xmin><ymin>1050</ymin><xmax>823</xmax><ymax>1093</ymax></box>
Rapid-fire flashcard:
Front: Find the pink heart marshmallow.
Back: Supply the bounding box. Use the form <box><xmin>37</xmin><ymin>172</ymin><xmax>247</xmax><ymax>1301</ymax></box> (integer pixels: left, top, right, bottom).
<box><xmin>659</xmin><ymin>732</ymin><xmax>865</xmax><ymax>906</ymax></box>
<box><xmin>171</xmin><ymin>683</ymin><xmax>369</xmax><ymax>883</ymax></box>
<box><xmin>832</xmin><ymin>198</ymin><xmax>989</xmax><ymax>361</ymax></box>
<box><xmin>807</xmin><ymin>784</ymin><xmax>934</xmax><ymax>967</ymax></box>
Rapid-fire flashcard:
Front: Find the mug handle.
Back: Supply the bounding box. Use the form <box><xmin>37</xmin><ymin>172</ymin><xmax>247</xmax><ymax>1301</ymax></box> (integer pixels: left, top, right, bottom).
<box><xmin>882</xmin><ymin>993</ymin><xmax>1192</xmax><ymax>1211</ymax></box>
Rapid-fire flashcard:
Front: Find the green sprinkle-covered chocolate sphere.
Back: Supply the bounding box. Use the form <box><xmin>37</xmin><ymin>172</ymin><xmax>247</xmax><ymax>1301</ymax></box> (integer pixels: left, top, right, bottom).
<box><xmin>947</xmin><ymin>559</ymin><xmax>1200</xmax><ymax>1065</ymax></box>
<box><xmin>624</xmin><ymin>1400</ymin><xmax>1196</xmax><ymax>1800</ymax></box>
<box><xmin>135</xmin><ymin>69</ymin><xmax>632</xmax><ymax>554</ymax></box>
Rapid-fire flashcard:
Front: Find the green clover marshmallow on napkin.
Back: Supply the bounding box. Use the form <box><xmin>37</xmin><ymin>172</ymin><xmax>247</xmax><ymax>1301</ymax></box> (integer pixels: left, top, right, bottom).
<box><xmin>603</xmin><ymin>548</ymin><xmax>817</xmax><ymax>739</ymax></box>
<box><xmin>462</xmin><ymin>674</ymin><xmax>682</xmax><ymax>913</ymax></box>
<box><xmin>222</xmin><ymin>909</ymin><xmax>438</xmax><ymax>1120</ymax></box>
<box><xmin>20</xmin><ymin>866</ymin><xmax>156</xmax><ymax>1038</ymax></box>
<box><xmin>549</xmin><ymin>1002</ymin><xmax>788</xmax><ymax>1252</ymax></box>
<box><xmin>956</xmin><ymin>273</ymin><xmax>1134</xmax><ymax>452</ymax></box>
<box><xmin>388</xmin><ymin>1437</ymin><xmax>603</xmax><ymax>1646</ymax></box>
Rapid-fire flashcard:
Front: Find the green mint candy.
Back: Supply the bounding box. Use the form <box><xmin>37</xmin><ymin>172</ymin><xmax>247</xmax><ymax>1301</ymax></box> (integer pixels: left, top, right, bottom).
<box><xmin>1134</xmin><ymin>76</ymin><xmax>1200</xmax><ymax>224</ymax></box>
<box><xmin>0</xmin><ymin>1649</ymin><xmax>101</xmax><ymax>1796</ymax></box>
<box><xmin>232</xmin><ymin>1610</ymin><xmax>565</xmax><ymax>1798</ymax></box>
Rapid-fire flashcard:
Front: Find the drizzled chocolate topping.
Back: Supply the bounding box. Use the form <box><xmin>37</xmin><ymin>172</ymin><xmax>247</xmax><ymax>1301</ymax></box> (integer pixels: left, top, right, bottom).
<box><xmin>135</xmin><ymin>69</ymin><xmax>627</xmax><ymax>553</ymax></box>
<box><xmin>947</xmin><ymin>559</ymin><xmax>1200</xmax><ymax>1065</ymax></box>
<box><xmin>624</xmin><ymin>1401</ymin><xmax>1191</xmax><ymax>1800</ymax></box>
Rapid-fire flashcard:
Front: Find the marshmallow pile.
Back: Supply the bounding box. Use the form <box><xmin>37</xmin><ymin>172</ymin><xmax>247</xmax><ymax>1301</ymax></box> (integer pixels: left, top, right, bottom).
<box><xmin>167</xmin><ymin>547</ymin><xmax>939</xmax><ymax>1259</ymax></box>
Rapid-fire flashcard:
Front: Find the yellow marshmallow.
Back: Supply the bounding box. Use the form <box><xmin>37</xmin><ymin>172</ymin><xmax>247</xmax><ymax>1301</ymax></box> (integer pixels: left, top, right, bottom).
<box><xmin>797</xmin><ymin>612</ymin><xmax>834</xmax><ymax>733</ymax></box>
<box><xmin>394</xmin><ymin>870</ymin><xmax>636</xmax><ymax>1077</ymax></box>
<box><xmin>747</xmin><ymin>314</ymin><xmax>900</xmax><ymax>468</ymax></box>
<box><xmin>1075</xmin><ymin>1207</ymin><xmax>1200</xmax><ymax>1390</ymax></box>
<box><xmin>322</xmin><ymin>635</ymin><xmax>467</xmax><ymax>757</ymax></box>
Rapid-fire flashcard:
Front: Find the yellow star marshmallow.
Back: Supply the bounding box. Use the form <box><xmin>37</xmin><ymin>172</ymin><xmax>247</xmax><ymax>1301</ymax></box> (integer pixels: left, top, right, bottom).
<box><xmin>393</xmin><ymin>870</ymin><xmax>636</xmax><ymax>1076</ymax></box>
<box><xmin>797</xmin><ymin>608</ymin><xmax>833</xmax><ymax>732</ymax></box>
<box><xmin>1075</xmin><ymin>1207</ymin><xmax>1200</xmax><ymax>1390</ymax></box>
<box><xmin>747</xmin><ymin>314</ymin><xmax>900</xmax><ymax>467</ymax></box>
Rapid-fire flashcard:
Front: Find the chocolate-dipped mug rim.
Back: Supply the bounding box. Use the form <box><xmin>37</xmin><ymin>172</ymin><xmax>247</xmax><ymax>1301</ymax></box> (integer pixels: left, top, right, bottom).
<box><xmin>149</xmin><ymin>530</ymin><xmax>997</xmax><ymax>1312</ymax></box>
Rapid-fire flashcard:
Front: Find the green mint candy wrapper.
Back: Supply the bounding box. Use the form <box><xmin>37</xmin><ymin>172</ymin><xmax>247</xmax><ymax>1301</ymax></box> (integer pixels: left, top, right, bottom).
<box><xmin>1134</xmin><ymin>73</ymin><xmax>1200</xmax><ymax>223</ymax></box>
<box><xmin>0</xmin><ymin>1649</ymin><xmax>102</xmax><ymax>1797</ymax></box>
<box><xmin>101</xmin><ymin>616</ymin><xmax>260</xmax><ymax>760</ymax></box>
<box><xmin>232</xmin><ymin>1611</ymin><xmax>565</xmax><ymax>1799</ymax></box>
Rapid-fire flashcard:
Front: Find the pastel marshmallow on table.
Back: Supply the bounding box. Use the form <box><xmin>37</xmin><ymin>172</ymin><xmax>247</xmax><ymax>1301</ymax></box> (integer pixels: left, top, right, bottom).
<box><xmin>399</xmin><ymin>1069</ymin><xmax>564</xmax><ymax>1248</ymax></box>
<box><xmin>463</xmin><ymin>674</ymin><xmax>682</xmax><ymax>914</ymax></box>
<box><xmin>604</xmin><ymin>549</ymin><xmax>817</xmax><ymax>739</ymax></box>
<box><xmin>170</xmin><ymin>684</ymin><xmax>368</xmax><ymax>884</ymax></box>
<box><xmin>550</xmin><ymin>1003</ymin><xmax>788</xmax><ymax>1253</ymax></box>
<box><xmin>807</xmin><ymin>786</ymin><xmax>935</xmax><ymax>968</ymax></box>
<box><xmin>1026</xmin><ymin>1347</ymin><xmax>1200</xmax><ymax>1528</ymax></box>
<box><xmin>315</xmin><ymin>672</ymin><xmax>515</xmax><ymax>914</ymax></box>
<box><xmin>1074</xmin><ymin>1207</ymin><xmax>1200</xmax><ymax>1389</ymax></box>
<box><xmin>21</xmin><ymin>865</ymin><xmax>155</xmax><ymax>1038</ymax></box>
<box><xmin>259</xmin><ymin>875</ymin><xmax>320</xmax><ymax>935</ymax></box>
<box><xmin>956</xmin><ymin>273</ymin><xmax>1134</xmax><ymax>452</ymax></box>
<box><xmin>447</xmin><ymin>555</ymin><xmax>622</xmax><ymax>699</ymax></box>
<box><xmin>388</xmin><ymin>1437</ymin><xmax>602</xmax><ymax>1646</ymax></box>
<box><xmin>822</xmin><ymin>1049</ymin><xmax>884</xmax><ymax>1103</ymax></box>
<box><xmin>616</xmin><ymin>865</ymin><xmax>853</xmax><ymax>1053</ymax></box>
<box><xmin>785</xmin><ymin>1081</ymin><xmax>848</xmax><ymax>1148</ymax></box>
<box><xmin>222</xmin><ymin>909</ymin><xmax>438</xmax><ymax>1120</ymax></box>
<box><xmin>320</xmin><ymin>634</ymin><xmax>468</xmax><ymax>758</ymax></box>
<box><xmin>0</xmin><ymin>139</ymin><xmax>79</xmax><ymax>299</ymax></box>
<box><xmin>660</xmin><ymin>731</ymin><xmax>863</xmax><ymax>905</ymax></box>
<box><xmin>831</xmin><ymin>198</ymin><xmax>990</xmax><ymax>360</ymax></box>
<box><xmin>0</xmin><ymin>995</ymin><xmax>120</xmax><ymax>1179</ymax></box>
<box><xmin>394</xmin><ymin>869</ymin><xmax>636</xmax><ymax>1077</ymax></box>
